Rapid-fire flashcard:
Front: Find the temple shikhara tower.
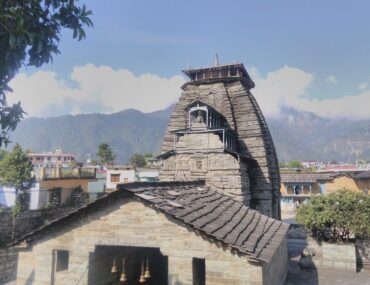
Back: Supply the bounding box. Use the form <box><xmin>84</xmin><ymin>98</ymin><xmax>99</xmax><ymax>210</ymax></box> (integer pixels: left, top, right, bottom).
<box><xmin>159</xmin><ymin>62</ymin><xmax>281</xmax><ymax>219</ymax></box>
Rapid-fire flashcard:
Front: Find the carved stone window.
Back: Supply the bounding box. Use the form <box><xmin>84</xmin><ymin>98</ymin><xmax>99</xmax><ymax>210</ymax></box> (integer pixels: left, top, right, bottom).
<box><xmin>196</xmin><ymin>160</ymin><xmax>203</xmax><ymax>170</ymax></box>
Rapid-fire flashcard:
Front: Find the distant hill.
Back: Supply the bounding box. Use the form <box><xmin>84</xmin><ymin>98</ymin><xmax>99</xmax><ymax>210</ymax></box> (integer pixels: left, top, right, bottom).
<box><xmin>8</xmin><ymin>105</ymin><xmax>175</xmax><ymax>163</ymax></box>
<box><xmin>268</xmin><ymin>108</ymin><xmax>370</xmax><ymax>162</ymax></box>
<box><xmin>8</xmin><ymin>105</ymin><xmax>370</xmax><ymax>163</ymax></box>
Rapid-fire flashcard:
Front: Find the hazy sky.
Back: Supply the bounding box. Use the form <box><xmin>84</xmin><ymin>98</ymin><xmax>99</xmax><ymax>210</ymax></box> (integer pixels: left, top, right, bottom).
<box><xmin>8</xmin><ymin>0</ymin><xmax>370</xmax><ymax>119</ymax></box>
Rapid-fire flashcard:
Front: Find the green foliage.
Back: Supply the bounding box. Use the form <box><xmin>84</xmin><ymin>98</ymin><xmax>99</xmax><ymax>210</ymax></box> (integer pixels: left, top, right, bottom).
<box><xmin>129</xmin><ymin>153</ymin><xmax>147</xmax><ymax>167</ymax></box>
<box><xmin>97</xmin><ymin>143</ymin><xmax>115</xmax><ymax>165</ymax></box>
<box><xmin>279</xmin><ymin>161</ymin><xmax>288</xmax><ymax>168</ymax></box>
<box><xmin>288</xmin><ymin>160</ymin><xmax>302</xmax><ymax>168</ymax></box>
<box><xmin>0</xmin><ymin>144</ymin><xmax>33</xmax><ymax>212</ymax></box>
<box><xmin>296</xmin><ymin>189</ymin><xmax>370</xmax><ymax>243</ymax></box>
<box><xmin>11</xmin><ymin>201</ymin><xmax>21</xmax><ymax>218</ymax></box>
<box><xmin>0</xmin><ymin>0</ymin><xmax>92</xmax><ymax>146</ymax></box>
<box><xmin>0</xmin><ymin>149</ymin><xmax>7</xmax><ymax>160</ymax></box>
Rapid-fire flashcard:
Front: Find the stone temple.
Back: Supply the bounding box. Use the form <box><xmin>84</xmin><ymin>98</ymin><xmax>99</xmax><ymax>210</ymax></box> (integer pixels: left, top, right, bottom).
<box><xmin>11</xmin><ymin>62</ymin><xmax>288</xmax><ymax>285</ymax></box>
<box><xmin>159</xmin><ymin>62</ymin><xmax>281</xmax><ymax>219</ymax></box>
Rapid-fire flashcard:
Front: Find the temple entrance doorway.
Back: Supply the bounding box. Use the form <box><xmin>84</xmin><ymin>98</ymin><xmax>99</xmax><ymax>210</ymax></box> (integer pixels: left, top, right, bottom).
<box><xmin>88</xmin><ymin>245</ymin><xmax>168</xmax><ymax>285</ymax></box>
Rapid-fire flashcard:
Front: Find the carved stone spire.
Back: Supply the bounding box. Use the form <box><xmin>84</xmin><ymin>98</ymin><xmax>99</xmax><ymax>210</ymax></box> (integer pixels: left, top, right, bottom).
<box><xmin>159</xmin><ymin>62</ymin><xmax>281</xmax><ymax>220</ymax></box>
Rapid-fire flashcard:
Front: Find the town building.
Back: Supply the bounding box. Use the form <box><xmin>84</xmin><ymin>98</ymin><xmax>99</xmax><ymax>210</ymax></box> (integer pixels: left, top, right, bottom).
<box><xmin>317</xmin><ymin>163</ymin><xmax>370</xmax><ymax>172</ymax></box>
<box><xmin>106</xmin><ymin>166</ymin><xmax>159</xmax><ymax>190</ymax></box>
<box><xmin>0</xmin><ymin>167</ymin><xmax>96</xmax><ymax>210</ymax></box>
<box><xmin>280</xmin><ymin>171</ymin><xmax>370</xmax><ymax>213</ymax></box>
<box><xmin>87</xmin><ymin>172</ymin><xmax>107</xmax><ymax>201</ymax></box>
<box><xmin>12</xmin><ymin>62</ymin><xmax>288</xmax><ymax>285</ymax></box>
<box><xmin>28</xmin><ymin>149</ymin><xmax>75</xmax><ymax>169</ymax></box>
<box><xmin>135</xmin><ymin>167</ymin><xmax>159</xmax><ymax>182</ymax></box>
<box><xmin>106</xmin><ymin>165</ymin><xmax>137</xmax><ymax>190</ymax></box>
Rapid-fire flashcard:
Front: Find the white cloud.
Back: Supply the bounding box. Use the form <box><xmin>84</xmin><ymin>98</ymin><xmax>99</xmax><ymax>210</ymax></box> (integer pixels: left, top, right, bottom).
<box><xmin>358</xmin><ymin>82</ymin><xmax>368</xmax><ymax>91</ymax></box>
<box><xmin>252</xmin><ymin>66</ymin><xmax>314</xmax><ymax>118</ymax></box>
<box><xmin>326</xmin><ymin>74</ymin><xmax>337</xmax><ymax>84</ymax></box>
<box><xmin>8</xmin><ymin>64</ymin><xmax>370</xmax><ymax>120</ymax></box>
<box><xmin>252</xmin><ymin>67</ymin><xmax>370</xmax><ymax>120</ymax></box>
<box><xmin>8</xmin><ymin>64</ymin><xmax>185</xmax><ymax>117</ymax></box>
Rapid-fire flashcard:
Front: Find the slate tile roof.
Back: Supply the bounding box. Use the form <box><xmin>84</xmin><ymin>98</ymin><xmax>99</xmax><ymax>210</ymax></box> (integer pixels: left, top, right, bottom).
<box><xmin>10</xmin><ymin>181</ymin><xmax>288</xmax><ymax>263</ymax></box>
<box><xmin>120</xmin><ymin>181</ymin><xmax>289</xmax><ymax>263</ymax></box>
<box><xmin>353</xmin><ymin>170</ymin><xmax>370</xmax><ymax>180</ymax></box>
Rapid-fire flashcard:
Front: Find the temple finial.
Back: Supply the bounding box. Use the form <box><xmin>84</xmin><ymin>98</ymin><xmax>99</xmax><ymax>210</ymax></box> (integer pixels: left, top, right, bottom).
<box><xmin>214</xmin><ymin>53</ymin><xmax>219</xmax><ymax>66</ymax></box>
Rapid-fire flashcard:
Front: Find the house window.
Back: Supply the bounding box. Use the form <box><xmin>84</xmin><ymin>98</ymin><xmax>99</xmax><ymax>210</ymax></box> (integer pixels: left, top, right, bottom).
<box><xmin>56</xmin><ymin>250</ymin><xmax>69</xmax><ymax>272</ymax></box>
<box><xmin>193</xmin><ymin>258</ymin><xmax>205</xmax><ymax>285</ymax></box>
<box><xmin>111</xmin><ymin>174</ymin><xmax>120</xmax><ymax>183</ymax></box>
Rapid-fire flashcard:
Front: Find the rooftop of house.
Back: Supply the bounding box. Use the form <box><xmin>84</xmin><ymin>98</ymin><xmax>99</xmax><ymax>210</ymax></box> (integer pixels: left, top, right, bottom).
<box><xmin>28</xmin><ymin>149</ymin><xmax>74</xmax><ymax>157</ymax></box>
<box><xmin>107</xmin><ymin>165</ymin><xmax>135</xmax><ymax>170</ymax></box>
<box><xmin>353</xmin><ymin>170</ymin><xmax>370</xmax><ymax>180</ymax></box>
<box><xmin>10</xmin><ymin>181</ymin><xmax>288</xmax><ymax>263</ymax></box>
<box><xmin>281</xmin><ymin>170</ymin><xmax>370</xmax><ymax>183</ymax></box>
<box><xmin>281</xmin><ymin>172</ymin><xmax>334</xmax><ymax>183</ymax></box>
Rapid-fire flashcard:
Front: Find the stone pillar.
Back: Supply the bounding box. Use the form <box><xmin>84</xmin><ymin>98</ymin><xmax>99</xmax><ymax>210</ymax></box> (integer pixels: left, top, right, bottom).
<box><xmin>168</xmin><ymin>256</ymin><xmax>193</xmax><ymax>285</ymax></box>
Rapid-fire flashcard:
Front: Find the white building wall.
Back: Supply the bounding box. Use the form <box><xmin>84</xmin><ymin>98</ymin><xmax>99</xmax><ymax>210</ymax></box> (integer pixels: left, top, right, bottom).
<box><xmin>0</xmin><ymin>183</ymin><xmax>42</xmax><ymax>209</ymax></box>
<box><xmin>136</xmin><ymin>168</ymin><xmax>159</xmax><ymax>182</ymax></box>
<box><xmin>106</xmin><ymin>169</ymin><xmax>136</xmax><ymax>190</ymax></box>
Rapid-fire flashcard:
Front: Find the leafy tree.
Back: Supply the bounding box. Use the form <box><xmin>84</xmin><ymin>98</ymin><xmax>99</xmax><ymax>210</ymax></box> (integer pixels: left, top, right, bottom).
<box><xmin>129</xmin><ymin>153</ymin><xmax>147</xmax><ymax>167</ymax></box>
<box><xmin>279</xmin><ymin>161</ymin><xmax>288</xmax><ymax>168</ymax></box>
<box><xmin>288</xmin><ymin>160</ymin><xmax>302</xmax><ymax>168</ymax></box>
<box><xmin>0</xmin><ymin>144</ymin><xmax>34</xmax><ymax>213</ymax></box>
<box><xmin>97</xmin><ymin>143</ymin><xmax>115</xmax><ymax>165</ymax></box>
<box><xmin>0</xmin><ymin>149</ymin><xmax>8</xmax><ymax>160</ymax></box>
<box><xmin>296</xmin><ymin>189</ymin><xmax>370</xmax><ymax>243</ymax></box>
<box><xmin>0</xmin><ymin>0</ymin><xmax>93</xmax><ymax>146</ymax></box>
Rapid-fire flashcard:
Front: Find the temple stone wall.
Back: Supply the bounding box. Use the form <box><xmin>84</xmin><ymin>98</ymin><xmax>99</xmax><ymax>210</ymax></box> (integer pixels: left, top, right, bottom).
<box><xmin>262</xmin><ymin>236</ymin><xmax>288</xmax><ymax>285</ymax></box>
<box><xmin>0</xmin><ymin>200</ymin><xmax>91</xmax><ymax>284</ymax></box>
<box><xmin>356</xmin><ymin>239</ymin><xmax>370</xmax><ymax>271</ymax></box>
<box><xmin>15</xmin><ymin>199</ymin><xmax>285</xmax><ymax>285</ymax></box>
<box><xmin>160</xmin><ymin>152</ymin><xmax>250</xmax><ymax>202</ymax></box>
<box><xmin>175</xmin><ymin>132</ymin><xmax>224</xmax><ymax>152</ymax></box>
<box><xmin>225</xmin><ymin>81</ymin><xmax>280</xmax><ymax>219</ymax></box>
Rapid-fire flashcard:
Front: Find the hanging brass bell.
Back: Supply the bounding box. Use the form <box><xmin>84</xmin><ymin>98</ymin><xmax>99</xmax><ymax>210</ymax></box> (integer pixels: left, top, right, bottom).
<box><xmin>119</xmin><ymin>272</ymin><xmax>127</xmax><ymax>282</ymax></box>
<box><xmin>111</xmin><ymin>258</ymin><xmax>118</xmax><ymax>273</ymax></box>
<box><xmin>144</xmin><ymin>258</ymin><xmax>151</xmax><ymax>279</ymax></box>
<box><xmin>120</xmin><ymin>258</ymin><xmax>127</xmax><ymax>282</ymax></box>
<box><xmin>139</xmin><ymin>260</ymin><xmax>146</xmax><ymax>283</ymax></box>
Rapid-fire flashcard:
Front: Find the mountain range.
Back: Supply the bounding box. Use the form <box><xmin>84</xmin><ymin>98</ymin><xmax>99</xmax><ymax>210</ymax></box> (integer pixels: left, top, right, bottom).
<box><xmin>7</xmin><ymin>105</ymin><xmax>370</xmax><ymax>163</ymax></box>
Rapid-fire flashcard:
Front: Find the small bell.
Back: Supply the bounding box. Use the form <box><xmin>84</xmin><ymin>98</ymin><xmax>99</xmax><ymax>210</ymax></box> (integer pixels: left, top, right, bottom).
<box><xmin>119</xmin><ymin>272</ymin><xmax>127</xmax><ymax>283</ymax></box>
<box><xmin>139</xmin><ymin>260</ymin><xmax>146</xmax><ymax>283</ymax></box>
<box><xmin>120</xmin><ymin>258</ymin><xmax>127</xmax><ymax>282</ymax></box>
<box><xmin>144</xmin><ymin>258</ymin><xmax>151</xmax><ymax>279</ymax></box>
<box><xmin>111</xmin><ymin>258</ymin><xmax>117</xmax><ymax>273</ymax></box>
